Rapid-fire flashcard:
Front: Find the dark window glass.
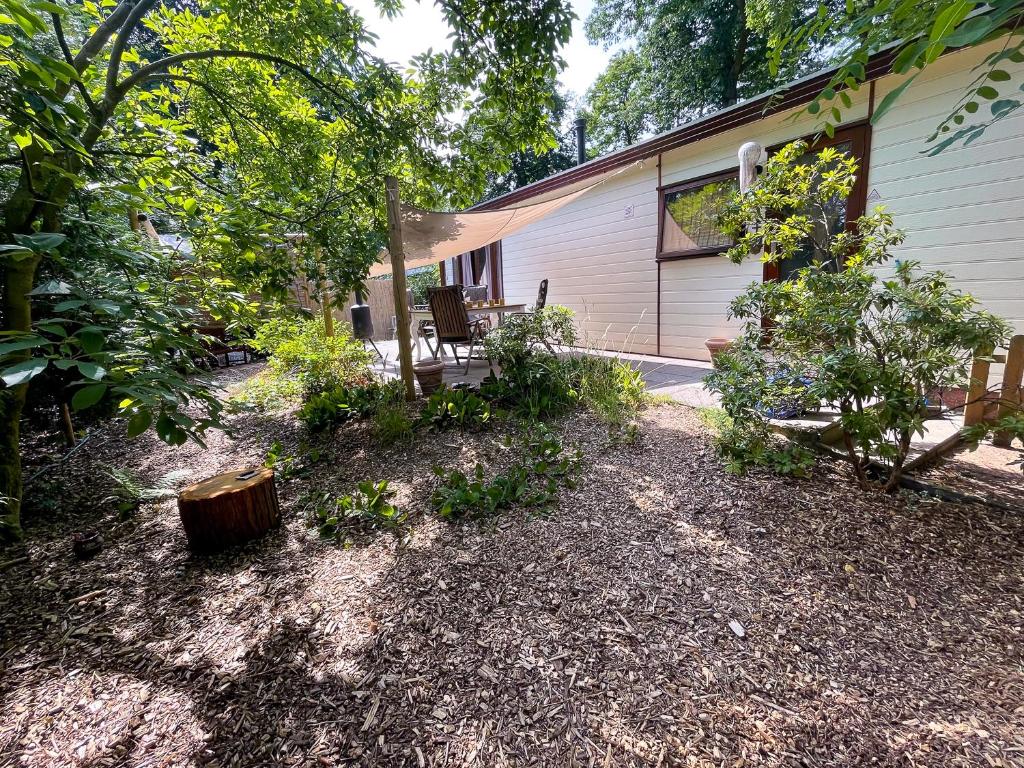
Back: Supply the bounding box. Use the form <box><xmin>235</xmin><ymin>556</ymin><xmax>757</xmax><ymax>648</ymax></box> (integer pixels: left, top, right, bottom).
<box><xmin>778</xmin><ymin>140</ymin><xmax>853</xmax><ymax>281</ymax></box>
<box><xmin>660</xmin><ymin>176</ymin><xmax>738</xmax><ymax>256</ymax></box>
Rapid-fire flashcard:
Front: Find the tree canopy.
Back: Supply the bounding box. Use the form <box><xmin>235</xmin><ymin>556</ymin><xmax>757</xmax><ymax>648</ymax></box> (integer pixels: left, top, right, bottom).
<box><xmin>0</xmin><ymin>0</ymin><xmax>573</xmax><ymax>538</ymax></box>
<box><xmin>580</xmin><ymin>0</ymin><xmax>840</xmax><ymax>152</ymax></box>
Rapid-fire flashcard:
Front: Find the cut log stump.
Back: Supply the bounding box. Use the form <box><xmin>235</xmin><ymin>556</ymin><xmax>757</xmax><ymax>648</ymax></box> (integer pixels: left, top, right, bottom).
<box><xmin>177</xmin><ymin>468</ymin><xmax>280</xmax><ymax>551</ymax></box>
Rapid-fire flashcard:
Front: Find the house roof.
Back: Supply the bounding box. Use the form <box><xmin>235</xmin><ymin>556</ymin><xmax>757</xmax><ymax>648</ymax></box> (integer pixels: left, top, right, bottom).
<box><xmin>473</xmin><ymin>46</ymin><xmax>901</xmax><ymax>212</ymax></box>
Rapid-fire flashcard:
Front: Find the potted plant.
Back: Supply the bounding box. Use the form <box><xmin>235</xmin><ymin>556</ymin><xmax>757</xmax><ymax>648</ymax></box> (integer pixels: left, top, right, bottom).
<box><xmin>704</xmin><ymin>337</ymin><xmax>734</xmax><ymax>366</ymax></box>
<box><xmin>413</xmin><ymin>359</ymin><xmax>445</xmax><ymax>395</ymax></box>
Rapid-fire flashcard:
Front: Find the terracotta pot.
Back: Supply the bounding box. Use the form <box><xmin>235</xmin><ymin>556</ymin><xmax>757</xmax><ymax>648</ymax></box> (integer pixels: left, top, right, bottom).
<box><xmin>704</xmin><ymin>337</ymin><xmax>734</xmax><ymax>366</ymax></box>
<box><xmin>413</xmin><ymin>360</ymin><xmax>445</xmax><ymax>396</ymax></box>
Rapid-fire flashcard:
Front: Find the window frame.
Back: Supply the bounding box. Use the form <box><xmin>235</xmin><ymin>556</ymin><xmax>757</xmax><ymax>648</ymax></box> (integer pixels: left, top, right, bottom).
<box><xmin>762</xmin><ymin>121</ymin><xmax>871</xmax><ymax>282</ymax></box>
<box><xmin>656</xmin><ymin>168</ymin><xmax>739</xmax><ymax>262</ymax></box>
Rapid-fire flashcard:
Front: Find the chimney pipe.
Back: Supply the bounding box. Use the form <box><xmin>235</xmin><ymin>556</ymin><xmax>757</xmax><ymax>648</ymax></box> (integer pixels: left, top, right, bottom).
<box><xmin>573</xmin><ymin>117</ymin><xmax>587</xmax><ymax>165</ymax></box>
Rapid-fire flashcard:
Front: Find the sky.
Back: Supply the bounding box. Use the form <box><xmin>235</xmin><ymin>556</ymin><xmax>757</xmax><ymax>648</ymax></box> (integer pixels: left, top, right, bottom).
<box><xmin>345</xmin><ymin>0</ymin><xmax>615</xmax><ymax>100</ymax></box>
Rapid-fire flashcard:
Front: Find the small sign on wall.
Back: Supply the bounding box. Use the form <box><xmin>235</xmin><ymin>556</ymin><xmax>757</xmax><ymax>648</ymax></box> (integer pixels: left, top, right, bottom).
<box><xmin>624</xmin><ymin>204</ymin><xmax>635</xmax><ymax>219</ymax></box>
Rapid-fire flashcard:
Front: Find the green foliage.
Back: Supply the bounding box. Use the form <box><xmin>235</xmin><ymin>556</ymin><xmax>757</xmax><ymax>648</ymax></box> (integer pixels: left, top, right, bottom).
<box><xmin>431</xmin><ymin>463</ymin><xmax>531</xmax><ymax>521</ymax></box>
<box><xmin>709</xmin><ymin>142</ymin><xmax>1009</xmax><ymax>490</ymax></box>
<box><xmin>565</xmin><ymin>354</ymin><xmax>648</xmax><ymax>427</ymax></box>
<box><xmin>432</xmin><ymin>425</ymin><xmax>582</xmax><ymax>521</ymax></box>
<box><xmin>253</xmin><ymin>316</ymin><xmax>372</xmax><ymax>400</ymax></box>
<box><xmin>405</xmin><ymin>265</ymin><xmax>440</xmax><ymax>306</ymax></box>
<box><xmin>309</xmin><ymin>481</ymin><xmax>406</xmax><ymax>540</ymax></box>
<box><xmin>103</xmin><ymin>467</ymin><xmax>191</xmax><ymax>518</ymax></box>
<box><xmin>420</xmin><ymin>386</ymin><xmax>492</xmax><ymax>432</ymax></box>
<box><xmin>481</xmin><ymin>354</ymin><xmax>580</xmax><ymax>419</ymax></box>
<box><xmin>0</xmin><ymin>219</ymin><xmax>230</xmax><ymax>447</ymax></box>
<box><xmin>483</xmin><ymin>306</ymin><xmax>578</xmax><ymax>366</ymax></box>
<box><xmin>298</xmin><ymin>383</ymin><xmax>379</xmax><ymax>432</ymax></box>
<box><xmin>767</xmin><ymin>2</ymin><xmax>1024</xmax><ymax>150</ymax></box>
<box><xmin>0</xmin><ymin>0</ymin><xmax>574</xmax><ymax>538</ymax></box>
<box><xmin>582</xmin><ymin>0</ymin><xmax>839</xmax><ymax>151</ymax></box>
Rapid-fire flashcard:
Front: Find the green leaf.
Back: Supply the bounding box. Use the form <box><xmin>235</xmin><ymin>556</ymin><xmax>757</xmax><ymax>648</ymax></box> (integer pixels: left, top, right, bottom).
<box><xmin>71</xmin><ymin>382</ymin><xmax>107</xmax><ymax>411</ymax></box>
<box><xmin>13</xmin><ymin>132</ymin><xmax>32</xmax><ymax>150</ymax></box>
<box><xmin>987</xmin><ymin>69</ymin><xmax>1011</xmax><ymax>82</ymax></box>
<box><xmin>12</xmin><ymin>232</ymin><xmax>65</xmax><ymax>252</ymax></box>
<box><xmin>75</xmin><ymin>361</ymin><xmax>106</xmax><ymax>380</ymax></box>
<box><xmin>871</xmin><ymin>73</ymin><xmax>919</xmax><ymax>124</ymax></box>
<box><xmin>0</xmin><ymin>337</ymin><xmax>46</xmax><ymax>356</ymax></box>
<box><xmin>0</xmin><ymin>358</ymin><xmax>47</xmax><ymax>386</ymax></box>
<box><xmin>75</xmin><ymin>327</ymin><xmax>105</xmax><ymax>354</ymax></box>
<box><xmin>977</xmin><ymin>85</ymin><xmax>999</xmax><ymax>100</ymax></box>
<box><xmin>126</xmin><ymin>410</ymin><xmax>153</xmax><ymax>438</ymax></box>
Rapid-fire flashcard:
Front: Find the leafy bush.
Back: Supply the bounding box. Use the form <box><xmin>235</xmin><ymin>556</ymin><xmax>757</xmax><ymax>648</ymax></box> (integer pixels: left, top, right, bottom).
<box><xmin>710</xmin><ymin>141</ymin><xmax>1009</xmax><ymax>490</ymax></box>
<box><xmin>432</xmin><ymin>425</ymin><xmax>582</xmax><ymax>521</ymax></box>
<box><xmin>309</xmin><ymin>481</ymin><xmax>406</xmax><ymax>539</ymax></box>
<box><xmin>480</xmin><ymin>354</ymin><xmax>579</xmax><ymax>418</ymax></box>
<box><xmin>483</xmin><ymin>306</ymin><xmax>577</xmax><ymax>366</ymax></box>
<box><xmin>298</xmin><ymin>382</ymin><xmax>381</xmax><ymax>432</ymax></box>
<box><xmin>420</xmin><ymin>386</ymin><xmax>492</xmax><ymax>431</ymax></box>
<box><xmin>431</xmin><ymin>463</ymin><xmax>529</xmax><ymax>520</ymax></box>
<box><xmin>251</xmin><ymin>315</ymin><xmax>372</xmax><ymax>399</ymax></box>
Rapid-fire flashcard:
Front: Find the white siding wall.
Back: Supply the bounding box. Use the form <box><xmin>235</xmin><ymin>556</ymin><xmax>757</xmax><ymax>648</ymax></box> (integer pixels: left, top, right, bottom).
<box><xmin>499</xmin><ymin>38</ymin><xmax>1024</xmax><ymax>362</ymax></box>
<box><xmin>868</xmin><ymin>42</ymin><xmax>1024</xmax><ymax>340</ymax></box>
<box><xmin>500</xmin><ymin>162</ymin><xmax>661</xmax><ymax>353</ymax></box>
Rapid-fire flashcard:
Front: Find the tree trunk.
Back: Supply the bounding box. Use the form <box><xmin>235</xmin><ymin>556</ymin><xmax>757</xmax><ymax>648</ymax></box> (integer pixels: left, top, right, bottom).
<box><xmin>177</xmin><ymin>468</ymin><xmax>281</xmax><ymax>551</ymax></box>
<box><xmin>722</xmin><ymin>0</ymin><xmax>748</xmax><ymax>107</ymax></box>
<box><xmin>0</xmin><ymin>251</ymin><xmax>42</xmax><ymax>540</ymax></box>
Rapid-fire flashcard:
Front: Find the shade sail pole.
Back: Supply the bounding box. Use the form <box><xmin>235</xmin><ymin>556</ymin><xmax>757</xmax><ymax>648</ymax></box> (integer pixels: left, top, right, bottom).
<box><xmin>385</xmin><ymin>175</ymin><xmax>416</xmax><ymax>401</ymax></box>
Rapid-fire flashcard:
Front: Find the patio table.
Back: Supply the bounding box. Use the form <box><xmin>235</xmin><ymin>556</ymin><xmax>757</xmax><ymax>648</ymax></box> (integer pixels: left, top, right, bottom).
<box><xmin>409</xmin><ymin>303</ymin><xmax>527</xmax><ymax>360</ymax></box>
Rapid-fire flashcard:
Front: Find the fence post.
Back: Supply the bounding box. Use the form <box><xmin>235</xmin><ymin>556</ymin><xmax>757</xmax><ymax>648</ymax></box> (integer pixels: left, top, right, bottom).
<box><xmin>993</xmin><ymin>334</ymin><xmax>1024</xmax><ymax>447</ymax></box>
<box><xmin>963</xmin><ymin>343</ymin><xmax>994</xmax><ymax>427</ymax></box>
<box><xmin>385</xmin><ymin>176</ymin><xmax>416</xmax><ymax>402</ymax></box>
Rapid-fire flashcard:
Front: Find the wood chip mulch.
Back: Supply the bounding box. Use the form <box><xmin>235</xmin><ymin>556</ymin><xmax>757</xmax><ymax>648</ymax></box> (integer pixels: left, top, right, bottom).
<box><xmin>1</xmin><ymin>366</ymin><xmax>1023</xmax><ymax>767</ymax></box>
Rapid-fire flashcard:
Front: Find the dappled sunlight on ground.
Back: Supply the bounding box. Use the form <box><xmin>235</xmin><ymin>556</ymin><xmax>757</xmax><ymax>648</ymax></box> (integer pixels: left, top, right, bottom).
<box><xmin>2</xmin><ymin>366</ymin><xmax>1022</xmax><ymax>766</ymax></box>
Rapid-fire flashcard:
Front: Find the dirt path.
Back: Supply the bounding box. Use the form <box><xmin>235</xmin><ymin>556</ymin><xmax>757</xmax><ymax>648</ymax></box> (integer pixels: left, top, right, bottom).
<box><xmin>1</xmin><ymin>369</ymin><xmax>1022</xmax><ymax>767</ymax></box>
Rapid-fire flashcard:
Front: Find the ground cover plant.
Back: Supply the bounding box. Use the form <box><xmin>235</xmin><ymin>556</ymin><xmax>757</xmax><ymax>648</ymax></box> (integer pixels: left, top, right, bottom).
<box><xmin>419</xmin><ymin>386</ymin><xmax>492</xmax><ymax>432</ymax></box>
<box><xmin>710</xmin><ymin>141</ymin><xmax>1009</xmax><ymax>490</ymax></box>
<box><xmin>308</xmin><ymin>480</ymin><xmax>406</xmax><ymax>540</ymax></box>
<box><xmin>481</xmin><ymin>306</ymin><xmax>649</xmax><ymax>427</ymax></box>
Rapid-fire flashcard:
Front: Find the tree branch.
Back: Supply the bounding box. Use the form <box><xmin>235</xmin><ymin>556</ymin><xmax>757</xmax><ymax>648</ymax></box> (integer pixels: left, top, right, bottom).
<box><xmin>104</xmin><ymin>0</ymin><xmax>162</xmax><ymax>97</ymax></box>
<box><xmin>51</xmin><ymin>12</ymin><xmax>100</xmax><ymax>116</ymax></box>
<box><xmin>116</xmin><ymin>49</ymin><xmax>365</xmax><ymax>118</ymax></box>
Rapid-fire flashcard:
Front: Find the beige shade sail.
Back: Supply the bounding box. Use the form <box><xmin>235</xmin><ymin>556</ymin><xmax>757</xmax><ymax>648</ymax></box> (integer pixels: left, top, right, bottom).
<box><xmin>368</xmin><ymin>166</ymin><xmax>632</xmax><ymax>277</ymax></box>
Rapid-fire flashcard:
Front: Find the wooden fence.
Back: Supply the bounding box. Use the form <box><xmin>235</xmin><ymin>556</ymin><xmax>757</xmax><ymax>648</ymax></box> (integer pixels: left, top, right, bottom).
<box><xmin>336</xmin><ymin>278</ymin><xmax>395</xmax><ymax>342</ymax></box>
<box><xmin>965</xmin><ymin>334</ymin><xmax>1024</xmax><ymax>447</ymax></box>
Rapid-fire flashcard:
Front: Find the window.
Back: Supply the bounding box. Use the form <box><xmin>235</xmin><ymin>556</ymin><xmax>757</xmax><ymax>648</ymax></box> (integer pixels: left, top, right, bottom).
<box><xmin>657</xmin><ymin>171</ymin><xmax>738</xmax><ymax>261</ymax></box>
<box><xmin>765</xmin><ymin>123</ymin><xmax>870</xmax><ymax>283</ymax></box>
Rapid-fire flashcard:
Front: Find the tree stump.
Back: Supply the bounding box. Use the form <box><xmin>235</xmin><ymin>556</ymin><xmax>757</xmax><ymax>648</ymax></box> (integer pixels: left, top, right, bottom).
<box><xmin>177</xmin><ymin>468</ymin><xmax>280</xmax><ymax>551</ymax></box>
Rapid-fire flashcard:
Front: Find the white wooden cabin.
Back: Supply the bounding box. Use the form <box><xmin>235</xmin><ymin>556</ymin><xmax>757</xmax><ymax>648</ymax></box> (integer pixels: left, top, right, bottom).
<box><xmin>440</xmin><ymin>38</ymin><xmax>1024</xmax><ymax>363</ymax></box>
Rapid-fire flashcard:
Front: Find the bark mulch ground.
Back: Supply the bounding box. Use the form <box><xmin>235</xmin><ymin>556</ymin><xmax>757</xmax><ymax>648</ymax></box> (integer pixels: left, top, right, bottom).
<box><xmin>1</xmin><ymin>366</ymin><xmax>1022</xmax><ymax>767</ymax></box>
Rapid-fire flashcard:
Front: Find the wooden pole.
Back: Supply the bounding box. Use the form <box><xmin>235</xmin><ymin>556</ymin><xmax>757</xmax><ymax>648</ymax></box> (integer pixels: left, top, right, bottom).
<box><xmin>963</xmin><ymin>343</ymin><xmax>994</xmax><ymax>427</ymax></box>
<box><xmin>993</xmin><ymin>334</ymin><xmax>1024</xmax><ymax>447</ymax></box>
<box><xmin>385</xmin><ymin>175</ymin><xmax>416</xmax><ymax>401</ymax></box>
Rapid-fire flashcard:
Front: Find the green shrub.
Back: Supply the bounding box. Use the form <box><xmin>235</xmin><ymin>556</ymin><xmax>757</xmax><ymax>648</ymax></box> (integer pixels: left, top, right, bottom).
<box><xmin>711</xmin><ymin>140</ymin><xmax>1009</xmax><ymax>490</ymax></box>
<box><xmin>298</xmin><ymin>382</ymin><xmax>381</xmax><ymax>432</ymax></box>
<box><xmin>483</xmin><ymin>305</ymin><xmax>577</xmax><ymax>366</ymax></box>
<box><xmin>480</xmin><ymin>354</ymin><xmax>579</xmax><ymax>419</ymax></box>
<box><xmin>252</xmin><ymin>314</ymin><xmax>372</xmax><ymax>398</ymax></box>
<box><xmin>431</xmin><ymin>463</ymin><xmax>529</xmax><ymax>520</ymax></box>
<box><xmin>309</xmin><ymin>480</ymin><xmax>406</xmax><ymax>539</ymax></box>
<box><xmin>420</xmin><ymin>386</ymin><xmax>491</xmax><ymax>431</ymax></box>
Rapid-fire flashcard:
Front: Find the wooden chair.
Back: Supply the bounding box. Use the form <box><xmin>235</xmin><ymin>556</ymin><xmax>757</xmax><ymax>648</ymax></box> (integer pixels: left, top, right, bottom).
<box><xmin>427</xmin><ymin>285</ymin><xmax>489</xmax><ymax>374</ymax></box>
<box><xmin>534</xmin><ymin>279</ymin><xmax>548</xmax><ymax>310</ymax></box>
